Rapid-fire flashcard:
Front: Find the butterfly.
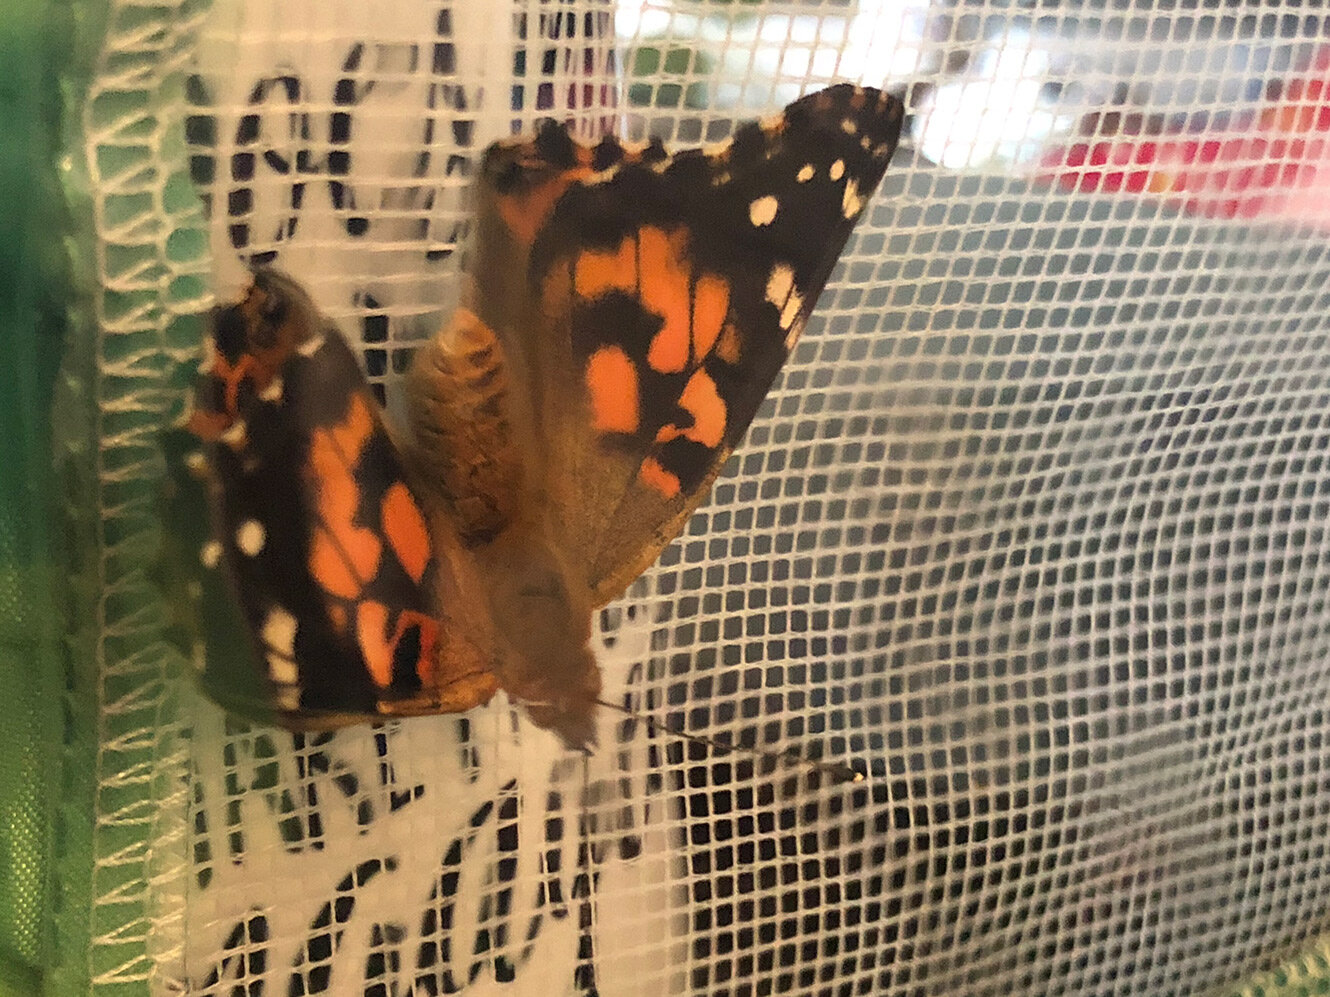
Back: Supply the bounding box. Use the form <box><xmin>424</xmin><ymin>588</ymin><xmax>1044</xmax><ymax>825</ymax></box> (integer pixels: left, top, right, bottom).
<box><xmin>164</xmin><ymin>83</ymin><xmax>904</xmax><ymax>750</ymax></box>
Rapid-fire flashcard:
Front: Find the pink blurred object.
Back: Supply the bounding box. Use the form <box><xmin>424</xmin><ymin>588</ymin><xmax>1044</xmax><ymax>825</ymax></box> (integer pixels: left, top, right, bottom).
<box><xmin>1039</xmin><ymin>47</ymin><xmax>1330</xmax><ymax>224</ymax></box>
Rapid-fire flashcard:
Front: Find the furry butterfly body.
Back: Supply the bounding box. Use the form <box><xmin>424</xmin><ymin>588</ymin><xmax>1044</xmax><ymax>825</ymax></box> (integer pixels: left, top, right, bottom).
<box><xmin>167</xmin><ymin>84</ymin><xmax>904</xmax><ymax>748</ymax></box>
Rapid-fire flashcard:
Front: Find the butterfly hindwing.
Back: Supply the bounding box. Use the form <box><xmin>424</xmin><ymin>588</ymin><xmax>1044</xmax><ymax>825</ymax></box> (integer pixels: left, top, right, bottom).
<box><xmin>470</xmin><ymin>84</ymin><xmax>904</xmax><ymax>603</ymax></box>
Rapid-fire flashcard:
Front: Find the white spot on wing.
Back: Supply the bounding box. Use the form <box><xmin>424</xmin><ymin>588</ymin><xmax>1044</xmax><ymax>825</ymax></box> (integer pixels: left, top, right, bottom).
<box><xmin>829</xmin><ymin>159</ymin><xmax>845</xmax><ymax>181</ymax></box>
<box><xmin>841</xmin><ymin>118</ymin><xmax>857</xmax><ymax>135</ymax></box>
<box><xmin>766</xmin><ymin>263</ymin><xmax>805</xmax><ymax>335</ymax></box>
<box><xmin>262</xmin><ymin>607</ymin><xmax>299</xmax><ymax>685</ymax></box>
<box><xmin>262</xmin><ymin>606</ymin><xmax>297</xmax><ymax>657</ymax></box>
<box><xmin>200</xmin><ymin>540</ymin><xmax>222</xmax><ymax>569</ymax></box>
<box><xmin>260</xmin><ymin>377</ymin><xmax>284</xmax><ymax>402</ymax></box>
<box><xmin>236</xmin><ymin>519</ymin><xmax>266</xmax><ymax>557</ymax></box>
<box><xmin>842</xmin><ymin>178</ymin><xmax>865</xmax><ymax>219</ymax></box>
<box><xmin>220</xmin><ymin>420</ymin><xmax>248</xmax><ymax>449</ymax></box>
<box><xmin>749</xmin><ymin>195</ymin><xmax>779</xmax><ymax>227</ymax></box>
<box><xmin>796</xmin><ymin>164</ymin><xmax>814</xmax><ymax>183</ymax></box>
<box><xmin>297</xmin><ymin>335</ymin><xmax>325</xmax><ymax>357</ymax></box>
<box><xmin>780</xmin><ymin>290</ymin><xmax>804</xmax><ymax>332</ymax></box>
<box><xmin>765</xmin><ymin>264</ymin><xmax>795</xmax><ymax>309</ymax></box>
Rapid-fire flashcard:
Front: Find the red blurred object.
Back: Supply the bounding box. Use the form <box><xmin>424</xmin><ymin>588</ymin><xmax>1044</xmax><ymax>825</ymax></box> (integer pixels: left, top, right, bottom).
<box><xmin>1039</xmin><ymin>47</ymin><xmax>1330</xmax><ymax>224</ymax></box>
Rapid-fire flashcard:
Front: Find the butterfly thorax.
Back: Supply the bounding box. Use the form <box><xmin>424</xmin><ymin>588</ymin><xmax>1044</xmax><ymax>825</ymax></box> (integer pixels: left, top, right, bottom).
<box><xmin>406</xmin><ymin>307</ymin><xmax>525</xmax><ymax>545</ymax></box>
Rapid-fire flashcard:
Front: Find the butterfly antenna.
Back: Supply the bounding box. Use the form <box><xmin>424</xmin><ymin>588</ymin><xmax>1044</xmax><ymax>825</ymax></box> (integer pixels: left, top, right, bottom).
<box><xmin>592</xmin><ymin>698</ymin><xmax>864</xmax><ymax>785</ymax></box>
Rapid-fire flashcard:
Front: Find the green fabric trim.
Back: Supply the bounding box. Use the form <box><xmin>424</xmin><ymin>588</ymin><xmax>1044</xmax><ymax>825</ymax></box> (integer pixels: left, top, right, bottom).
<box><xmin>59</xmin><ymin>0</ymin><xmax>209</xmax><ymax>989</ymax></box>
<box><xmin>0</xmin><ymin>0</ymin><xmax>81</xmax><ymax>991</ymax></box>
<box><xmin>48</xmin><ymin>0</ymin><xmax>111</xmax><ymax>994</ymax></box>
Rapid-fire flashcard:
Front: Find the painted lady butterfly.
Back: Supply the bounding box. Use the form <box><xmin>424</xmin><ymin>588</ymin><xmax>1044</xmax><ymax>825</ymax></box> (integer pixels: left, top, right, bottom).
<box><xmin>163</xmin><ymin>84</ymin><xmax>904</xmax><ymax>749</ymax></box>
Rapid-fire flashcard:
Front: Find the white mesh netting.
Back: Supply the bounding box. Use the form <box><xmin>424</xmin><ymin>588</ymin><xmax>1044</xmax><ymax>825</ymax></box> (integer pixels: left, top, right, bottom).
<box><xmin>81</xmin><ymin>0</ymin><xmax>1330</xmax><ymax>994</ymax></box>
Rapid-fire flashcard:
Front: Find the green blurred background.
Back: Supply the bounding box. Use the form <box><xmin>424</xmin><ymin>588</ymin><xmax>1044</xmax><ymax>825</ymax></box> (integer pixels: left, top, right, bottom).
<box><xmin>0</xmin><ymin>0</ymin><xmax>77</xmax><ymax>993</ymax></box>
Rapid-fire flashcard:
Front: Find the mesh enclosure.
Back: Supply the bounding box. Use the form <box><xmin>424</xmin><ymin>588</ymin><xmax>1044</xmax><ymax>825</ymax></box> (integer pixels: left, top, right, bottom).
<box><xmin>69</xmin><ymin>0</ymin><xmax>1330</xmax><ymax>994</ymax></box>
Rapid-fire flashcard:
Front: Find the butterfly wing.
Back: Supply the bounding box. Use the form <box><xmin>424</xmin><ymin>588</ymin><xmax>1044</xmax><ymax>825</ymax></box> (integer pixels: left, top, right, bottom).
<box><xmin>160</xmin><ymin>426</ymin><xmax>285</xmax><ymax>725</ymax></box>
<box><xmin>468</xmin><ymin>84</ymin><xmax>904</xmax><ymax>603</ymax></box>
<box><xmin>179</xmin><ymin>269</ymin><xmax>498</xmax><ymax>725</ymax></box>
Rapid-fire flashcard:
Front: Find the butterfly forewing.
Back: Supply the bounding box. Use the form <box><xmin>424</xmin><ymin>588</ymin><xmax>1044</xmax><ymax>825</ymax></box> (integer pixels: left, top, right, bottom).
<box><xmin>472</xmin><ymin>85</ymin><xmax>904</xmax><ymax>604</ymax></box>
<box><xmin>180</xmin><ymin>271</ymin><xmax>499</xmax><ymax>726</ymax></box>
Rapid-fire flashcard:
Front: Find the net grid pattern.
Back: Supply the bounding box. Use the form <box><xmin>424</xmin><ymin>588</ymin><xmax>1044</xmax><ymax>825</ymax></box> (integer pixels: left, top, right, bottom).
<box><xmin>77</xmin><ymin>0</ymin><xmax>1330</xmax><ymax>995</ymax></box>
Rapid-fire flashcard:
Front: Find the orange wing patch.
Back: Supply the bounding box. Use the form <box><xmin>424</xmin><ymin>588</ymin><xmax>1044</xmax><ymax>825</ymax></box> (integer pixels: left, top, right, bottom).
<box><xmin>303</xmin><ymin>391</ymin><xmax>443</xmax><ymax>694</ymax></box>
<box><xmin>382</xmin><ymin>480</ymin><xmax>431</xmax><ymax>585</ymax></box>
<box><xmin>586</xmin><ymin>346</ymin><xmax>640</xmax><ymax>433</ymax></box>
<box><xmin>356</xmin><ymin>601</ymin><xmax>394</xmax><ymax>686</ymax></box>
<box><xmin>213</xmin><ymin>353</ymin><xmax>256</xmax><ymax>421</ymax></box>
<box><xmin>568</xmin><ymin>226</ymin><xmax>730</xmax><ymax>377</ymax></box>
<box><xmin>639</xmin><ymin>457</ymin><xmax>681</xmax><ymax>499</ymax></box>
<box><xmin>356</xmin><ymin>603</ymin><xmax>438</xmax><ymax>688</ymax></box>
<box><xmin>575</xmin><ymin>238</ymin><xmax>638</xmax><ymax>300</ymax></box>
<box><xmin>187</xmin><ymin>353</ymin><xmax>258</xmax><ymax>442</ymax></box>
<box><xmin>639</xmin><ymin>227</ymin><xmax>693</xmax><ymax>374</ymax></box>
<box><xmin>566</xmin><ymin>224</ymin><xmax>737</xmax><ymax>468</ymax></box>
<box><xmin>655</xmin><ymin>368</ymin><xmax>727</xmax><ymax>450</ymax></box>
<box><xmin>307</xmin><ymin>393</ymin><xmax>383</xmax><ymax>600</ymax></box>
<box><xmin>554</xmin><ymin>220</ymin><xmax>745</xmax><ymax>501</ymax></box>
<box><xmin>691</xmin><ymin>275</ymin><xmax>730</xmax><ymax>358</ymax></box>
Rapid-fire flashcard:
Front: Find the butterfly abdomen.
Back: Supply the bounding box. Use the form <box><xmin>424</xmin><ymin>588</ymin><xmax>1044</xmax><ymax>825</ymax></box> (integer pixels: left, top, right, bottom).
<box><xmin>406</xmin><ymin>307</ymin><xmax>526</xmax><ymax>546</ymax></box>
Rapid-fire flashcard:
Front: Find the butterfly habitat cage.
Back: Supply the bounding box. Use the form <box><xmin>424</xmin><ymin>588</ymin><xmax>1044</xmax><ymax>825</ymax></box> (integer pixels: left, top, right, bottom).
<box><xmin>9</xmin><ymin>0</ymin><xmax>1330</xmax><ymax>994</ymax></box>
